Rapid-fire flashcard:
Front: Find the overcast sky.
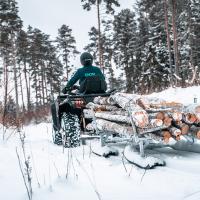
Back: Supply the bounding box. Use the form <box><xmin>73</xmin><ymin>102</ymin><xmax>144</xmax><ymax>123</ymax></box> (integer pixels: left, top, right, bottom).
<box><xmin>16</xmin><ymin>0</ymin><xmax>134</xmax><ymax>52</ymax></box>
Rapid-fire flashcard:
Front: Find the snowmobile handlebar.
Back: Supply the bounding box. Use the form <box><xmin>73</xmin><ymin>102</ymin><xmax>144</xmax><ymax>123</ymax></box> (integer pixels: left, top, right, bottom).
<box><xmin>58</xmin><ymin>92</ymin><xmax>112</xmax><ymax>100</ymax></box>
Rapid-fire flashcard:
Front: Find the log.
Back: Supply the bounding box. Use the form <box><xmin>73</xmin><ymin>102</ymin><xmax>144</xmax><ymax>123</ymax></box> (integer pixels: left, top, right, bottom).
<box><xmin>135</xmin><ymin>98</ymin><xmax>151</xmax><ymax>110</ymax></box>
<box><xmin>197</xmin><ymin>131</ymin><xmax>200</xmax><ymax>139</ymax></box>
<box><xmin>149</xmin><ymin>119</ymin><xmax>163</xmax><ymax>127</ymax></box>
<box><xmin>147</xmin><ymin>101</ymin><xmax>183</xmax><ymax>110</ymax></box>
<box><xmin>184</xmin><ymin>104</ymin><xmax>200</xmax><ymax>121</ymax></box>
<box><xmin>85</xmin><ymin>123</ymin><xmax>95</xmax><ymax>131</ymax></box>
<box><xmin>163</xmin><ymin>116</ymin><xmax>172</xmax><ymax>126</ymax></box>
<box><xmin>155</xmin><ymin>112</ymin><xmax>166</xmax><ymax>120</ymax></box>
<box><xmin>86</xmin><ymin>102</ymin><xmax>119</xmax><ymax>111</ymax></box>
<box><xmin>84</xmin><ymin>108</ymin><xmax>129</xmax><ymax>119</ymax></box>
<box><xmin>107</xmin><ymin>93</ymin><xmax>140</xmax><ymax>109</ymax></box>
<box><xmin>162</xmin><ymin>131</ymin><xmax>173</xmax><ymax>143</ymax></box>
<box><xmin>150</xmin><ymin>112</ymin><xmax>172</xmax><ymax>126</ymax></box>
<box><xmin>95</xmin><ymin>118</ymin><xmax>169</xmax><ymax>136</ymax></box>
<box><xmin>147</xmin><ymin>131</ymin><xmax>176</xmax><ymax>145</ymax></box>
<box><xmin>169</xmin><ymin>127</ymin><xmax>182</xmax><ymax>137</ymax></box>
<box><xmin>156</xmin><ymin>131</ymin><xmax>177</xmax><ymax>145</ymax></box>
<box><xmin>93</xmin><ymin>96</ymin><xmax>110</xmax><ymax>105</ymax></box>
<box><xmin>137</xmin><ymin>124</ymin><xmax>170</xmax><ymax>135</ymax></box>
<box><xmin>107</xmin><ymin>93</ymin><xmax>150</xmax><ymax>128</ymax></box>
<box><xmin>173</xmin><ymin>122</ymin><xmax>190</xmax><ymax>135</ymax></box>
<box><xmin>95</xmin><ymin>119</ymin><xmax>133</xmax><ymax>136</ymax></box>
<box><xmin>95</xmin><ymin>112</ymin><xmax>131</xmax><ymax>124</ymax></box>
<box><xmin>109</xmin><ymin>110</ymin><xmax>129</xmax><ymax>116</ymax></box>
<box><xmin>189</xmin><ymin>126</ymin><xmax>200</xmax><ymax>139</ymax></box>
<box><xmin>170</xmin><ymin>111</ymin><xmax>183</xmax><ymax>121</ymax></box>
<box><xmin>183</xmin><ymin>113</ymin><xmax>197</xmax><ymax>124</ymax></box>
<box><xmin>130</xmin><ymin>108</ymin><xmax>149</xmax><ymax>128</ymax></box>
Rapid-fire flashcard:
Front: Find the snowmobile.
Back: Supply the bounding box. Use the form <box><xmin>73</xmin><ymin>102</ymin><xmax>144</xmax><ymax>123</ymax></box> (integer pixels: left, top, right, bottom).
<box><xmin>51</xmin><ymin>76</ymin><xmax>114</xmax><ymax>148</ymax></box>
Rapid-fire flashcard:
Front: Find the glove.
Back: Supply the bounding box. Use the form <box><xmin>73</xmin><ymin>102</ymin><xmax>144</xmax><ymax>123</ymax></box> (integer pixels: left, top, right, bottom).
<box><xmin>62</xmin><ymin>87</ymin><xmax>68</xmax><ymax>94</ymax></box>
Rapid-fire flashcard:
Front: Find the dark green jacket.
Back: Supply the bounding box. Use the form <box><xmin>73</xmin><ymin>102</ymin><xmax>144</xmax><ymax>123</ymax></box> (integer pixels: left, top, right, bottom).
<box><xmin>65</xmin><ymin>65</ymin><xmax>105</xmax><ymax>89</ymax></box>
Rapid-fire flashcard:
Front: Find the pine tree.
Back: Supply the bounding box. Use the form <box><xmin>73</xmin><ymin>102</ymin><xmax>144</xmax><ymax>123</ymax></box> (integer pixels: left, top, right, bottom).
<box><xmin>84</xmin><ymin>20</ymin><xmax>119</xmax><ymax>89</ymax></box>
<box><xmin>113</xmin><ymin>9</ymin><xmax>137</xmax><ymax>92</ymax></box>
<box><xmin>84</xmin><ymin>26</ymin><xmax>99</xmax><ymax>64</ymax></box>
<box><xmin>136</xmin><ymin>0</ymin><xmax>172</xmax><ymax>92</ymax></box>
<box><xmin>27</xmin><ymin>26</ymin><xmax>64</xmax><ymax>106</ymax></box>
<box><xmin>56</xmin><ymin>24</ymin><xmax>79</xmax><ymax>80</ymax></box>
<box><xmin>0</xmin><ymin>0</ymin><xmax>22</xmax><ymax>126</ymax></box>
<box><xmin>170</xmin><ymin>0</ymin><xmax>200</xmax><ymax>86</ymax></box>
<box><xmin>81</xmin><ymin>0</ymin><xmax>120</xmax><ymax>69</ymax></box>
<box><xmin>44</xmin><ymin>41</ymin><xmax>63</xmax><ymax>99</ymax></box>
<box><xmin>27</xmin><ymin>27</ymin><xmax>50</xmax><ymax>105</ymax></box>
<box><xmin>101</xmin><ymin>19</ymin><xmax>119</xmax><ymax>89</ymax></box>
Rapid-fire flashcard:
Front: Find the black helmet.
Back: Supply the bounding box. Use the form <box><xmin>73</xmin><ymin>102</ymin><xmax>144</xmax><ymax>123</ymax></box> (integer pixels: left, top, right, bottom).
<box><xmin>80</xmin><ymin>52</ymin><xmax>93</xmax><ymax>66</ymax></box>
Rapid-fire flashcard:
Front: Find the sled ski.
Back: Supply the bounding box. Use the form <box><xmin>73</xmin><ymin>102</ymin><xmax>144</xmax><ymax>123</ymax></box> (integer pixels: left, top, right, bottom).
<box><xmin>123</xmin><ymin>145</ymin><xmax>165</xmax><ymax>169</ymax></box>
<box><xmin>92</xmin><ymin>144</ymin><xmax>119</xmax><ymax>157</ymax></box>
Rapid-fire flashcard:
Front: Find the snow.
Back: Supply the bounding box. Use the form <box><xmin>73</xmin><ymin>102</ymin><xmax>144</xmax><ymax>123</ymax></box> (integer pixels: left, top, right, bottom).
<box><xmin>1</xmin><ymin>86</ymin><xmax>200</xmax><ymax>200</ymax></box>
<box><xmin>147</xmin><ymin>85</ymin><xmax>200</xmax><ymax>105</ymax></box>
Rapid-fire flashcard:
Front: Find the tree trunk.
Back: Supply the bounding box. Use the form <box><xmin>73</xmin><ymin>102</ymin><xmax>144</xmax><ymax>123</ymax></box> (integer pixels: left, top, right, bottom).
<box><xmin>65</xmin><ymin>54</ymin><xmax>69</xmax><ymax>80</ymax></box>
<box><xmin>23</xmin><ymin>61</ymin><xmax>30</xmax><ymax>110</ymax></box>
<box><xmin>41</xmin><ymin>67</ymin><xmax>45</xmax><ymax>105</ymax></box>
<box><xmin>187</xmin><ymin>1</ymin><xmax>194</xmax><ymax>67</ymax></box>
<box><xmin>2</xmin><ymin>57</ymin><xmax>8</xmax><ymax>136</ymax></box>
<box><xmin>44</xmin><ymin>66</ymin><xmax>48</xmax><ymax>103</ymax></box>
<box><xmin>164</xmin><ymin>0</ymin><xmax>173</xmax><ymax>86</ymax></box>
<box><xmin>171</xmin><ymin>0</ymin><xmax>180</xmax><ymax>83</ymax></box>
<box><xmin>35</xmin><ymin>72</ymin><xmax>38</xmax><ymax>106</ymax></box>
<box><xmin>19</xmin><ymin>64</ymin><xmax>25</xmax><ymax>111</ymax></box>
<box><xmin>97</xmin><ymin>0</ymin><xmax>103</xmax><ymax>71</ymax></box>
<box><xmin>12</xmin><ymin>33</ymin><xmax>20</xmax><ymax>127</ymax></box>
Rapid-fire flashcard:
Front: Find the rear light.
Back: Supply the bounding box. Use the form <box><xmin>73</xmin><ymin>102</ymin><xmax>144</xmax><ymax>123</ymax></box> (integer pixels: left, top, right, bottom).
<box><xmin>73</xmin><ymin>100</ymin><xmax>85</xmax><ymax>108</ymax></box>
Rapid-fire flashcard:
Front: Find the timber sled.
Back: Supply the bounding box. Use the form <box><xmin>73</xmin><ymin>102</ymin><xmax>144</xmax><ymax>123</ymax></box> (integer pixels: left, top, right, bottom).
<box><xmin>83</xmin><ymin>93</ymin><xmax>200</xmax><ymax>169</ymax></box>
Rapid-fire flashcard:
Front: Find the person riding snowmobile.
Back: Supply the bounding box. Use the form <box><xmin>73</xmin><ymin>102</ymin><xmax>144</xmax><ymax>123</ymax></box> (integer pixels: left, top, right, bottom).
<box><xmin>62</xmin><ymin>52</ymin><xmax>107</xmax><ymax>94</ymax></box>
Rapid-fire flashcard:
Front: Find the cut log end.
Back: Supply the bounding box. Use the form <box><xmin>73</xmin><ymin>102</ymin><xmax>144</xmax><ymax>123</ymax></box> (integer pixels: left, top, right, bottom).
<box><xmin>176</xmin><ymin>135</ymin><xmax>181</xmax><ymax>141</ymax></box>
<box><xmin>156</xmin><ymin>112</ymin><xmax>165</xmax><ymax>120</ymax></box>
<box><xmin>171</xmin><ymin>111</ymin><xmax>182</xmax><ymax>121</ymax></box>
<box><xmin>163</xmin><ymin>131</ymin><xmax>172</xmax><ymax>143</ymax></box>
<box><xmin>163</xmin><ymin>116</ymin><xmax>172</xmax><ymax>126</ymax></box>
<box><xmin>150</xmin><ymin>119</ymin><xmax>163</xmax><ymax>127</ymax></box>
<box><xmin>131</xmin><ymin>111</ymin><xmax>149</xmax><ymax>128</ymax></box>
<box><xmin>185</xmin><ymin>113</ymin><xmax>197</xmax><ymax>124</ymax></box>
<box><xmin>195</xmin><ymin>106</ymin><xmax>200</xmax><ymax>113</ymax></box>
<box><xmin>196</xmin><ymin>130</ymin><xmax>200</xmax><ymax>139</ymax></box>
<box><xmin>181</xmin><ymin>124</ymin><xmax>190</xmax><ymax>135</ymax></box>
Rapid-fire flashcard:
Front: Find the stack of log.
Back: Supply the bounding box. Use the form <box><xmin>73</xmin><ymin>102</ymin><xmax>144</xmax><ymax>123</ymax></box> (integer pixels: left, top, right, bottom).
<box><xmin>83</xmin><ymin>93</ymin><xmax>200</xmax><ymax>145</ymax></box>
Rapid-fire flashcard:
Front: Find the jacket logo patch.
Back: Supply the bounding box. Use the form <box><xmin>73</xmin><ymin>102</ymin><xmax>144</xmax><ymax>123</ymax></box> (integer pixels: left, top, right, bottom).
<box><xmin>85</xmin><ymin>72</ymin><xmax>96</xmax><ymax>77</ymax></box>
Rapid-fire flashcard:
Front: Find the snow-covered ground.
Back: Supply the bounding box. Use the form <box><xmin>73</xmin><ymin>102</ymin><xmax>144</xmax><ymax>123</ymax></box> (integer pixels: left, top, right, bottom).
<box><xmin>147</xmin><ymin>85</ymin><xmax>200</xmax><ymax>105</ymax></box>
<box><xmin>1</xmin><ymin>86</ymin><xmax>200</xmax><ymax>200</ymax></box>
